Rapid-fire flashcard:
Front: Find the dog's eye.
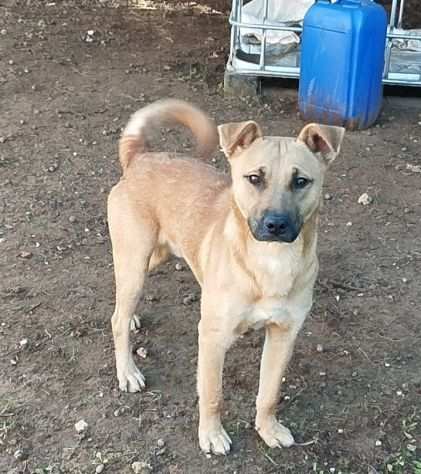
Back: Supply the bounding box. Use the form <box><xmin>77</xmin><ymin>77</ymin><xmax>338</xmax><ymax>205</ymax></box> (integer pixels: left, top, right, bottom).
<box><xmin>293</xmin><ymin>176</ymin><xmax>310</xmax><ymax>189</ymax></box>
<box><xmin>246</xmin><ymin>174</ymin><xmax>262</xmax><ymax>186</ymax></box>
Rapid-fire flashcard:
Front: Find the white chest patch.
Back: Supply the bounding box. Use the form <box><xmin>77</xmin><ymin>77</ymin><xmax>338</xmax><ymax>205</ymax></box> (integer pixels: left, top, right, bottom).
<box><xmin>234</xmin><ymin>288</ymin><xmax>314</xmax><ymax>335</ymax></box>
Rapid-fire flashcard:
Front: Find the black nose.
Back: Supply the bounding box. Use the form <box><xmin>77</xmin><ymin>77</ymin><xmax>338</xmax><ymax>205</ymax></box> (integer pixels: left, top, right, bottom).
<box><xmin>263</xmin><ymin>214</ymin><xmax>290</xmax><ymax>235</ymax></box>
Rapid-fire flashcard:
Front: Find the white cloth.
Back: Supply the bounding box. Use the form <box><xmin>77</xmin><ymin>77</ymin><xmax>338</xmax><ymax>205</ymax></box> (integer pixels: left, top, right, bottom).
<box><xmin>392</xmin><ymin>28</ymin><xmax>421</xmax><ymax>52</ymax></box>
<box><xmin>240</xmin><ymin>0</ymin><xmax>315</xmax><ymax>46</ymax></box>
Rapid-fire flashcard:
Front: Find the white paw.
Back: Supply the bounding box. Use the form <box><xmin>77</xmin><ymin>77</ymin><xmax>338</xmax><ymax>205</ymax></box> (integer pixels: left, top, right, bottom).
<box><xmin>116</xmin><ymin>354</ymin><xmax>145</xmax><ymax>393</ymax></box>
<box><xmin>129</xmin><ymin>314</ymin><xmax>141</xmax><ymax>332</ymax></box>
<box><xmin>256</xmin><ymin>418</ymin><xmax>295</xmax><ymax>448</ymax></box>
<box><xmin>199</xmin><ymin>423</ymin><xmax>232</xmax><ymax>455</ymax></box>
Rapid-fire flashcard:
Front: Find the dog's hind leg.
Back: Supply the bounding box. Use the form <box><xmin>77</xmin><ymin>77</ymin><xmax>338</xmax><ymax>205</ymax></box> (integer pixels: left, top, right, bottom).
<box><xmin>108</xmin><ymin>188</ymin><xmax>157</xmax><ymax>392</ymax></box>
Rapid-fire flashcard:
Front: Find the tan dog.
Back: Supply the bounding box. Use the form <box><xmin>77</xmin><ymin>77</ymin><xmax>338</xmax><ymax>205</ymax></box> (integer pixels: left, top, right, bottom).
<box><xmin>108</xmin><ymin>99</ymin><xmax>344</xmax><ymax>455</ymax></box>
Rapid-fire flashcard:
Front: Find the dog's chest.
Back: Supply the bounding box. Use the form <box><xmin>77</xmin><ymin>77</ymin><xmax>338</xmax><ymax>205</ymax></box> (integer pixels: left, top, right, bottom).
<box><xmin>237</xmin><ymin>289</ymin><xmax>313</xmax><ymax>334</ymax></box>
<box><xmin>252</xmin><ymin>247</ymin><xmax>303</xmax><ymax>298</ymax></box>
<box><xmin>236</xmin><ymin>250</ymin><xmax>317</xmax><ymax>333</ymax></box>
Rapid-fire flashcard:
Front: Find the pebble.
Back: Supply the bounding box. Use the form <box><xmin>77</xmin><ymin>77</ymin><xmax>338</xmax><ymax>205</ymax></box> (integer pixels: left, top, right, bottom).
<box><xmin>114</xmin><ymin>407</ymin><xmax>125</xmax><ymax>417</ymax></box>
<box><xmin>316</xmin><ymin>343</ymin><xmax>324</xmax><ymax>353</ymax></box>
<box><xmin>19</xmin><ymin>251</ymin><xmax>32</xmax><ymax>259</ymax></box>
<box><xmin>68</xmin><ymin>215</ymin><xmax>77</xmax><ymax>223</ymax></box>
<box><xmin>14</xmin><ymin>449</ymin><xmax>27</xmax><ymax>461</ymax></box>
<box><xmin>183</xmin><ymin>294</ymin><xmax>196</xmax><ymax>305</ymax></box>
<box><xmin>96</xmin><ymin>464</ymin><xmax>105</xmax><ymax>474</ymax></box>
<box><xmin>136</xmin><ymin>347</ymin><xmax>148</xmax><ymax>359</ymax></box>
<box><xmin>1</xmin><ymin>29</ymin><xmax>7</xmax><ymax>35</ymax></box>
<box><xmin>358</xmin><ymin>192</ymin><xmax>373</xmax><ymax>206</ymax></box>
<box><xmin>175</xmin><ymin>262</ymin><xmax>183</xmax><ymax>271</ymax></box>
<box><xmin>324</xmin><ymin>193</ymin><xmax>332</xmax><ymax>200</ymax></box>
<box><xmin>19</xmin><ymin>338</ymin><xmax>28</xmax><ymax>348</ymax></box>
<box><xmin>375</xmin><ymin>440</ymin><xmax>382</xmax><ymax>447</ymax></box>
<box><xmin>157</xmin><ymin>438</ymin><xmax>165</xmax><ymax>448</ymax></box>
<box><xmin>131</xmin><ymin>461</ymin><xmax>152</xmax><ymax>473</ymax></box>
<box><xmin>74</xmin><ymin>419</ymin><xmax>88</xmax><ymax>433</ymax></box>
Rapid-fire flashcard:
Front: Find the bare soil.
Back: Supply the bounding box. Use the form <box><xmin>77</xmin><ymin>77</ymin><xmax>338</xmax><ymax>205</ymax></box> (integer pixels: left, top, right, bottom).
<box><xmin>1</xmin><ymin>1</ymin><xmax>420</xmax><ymax>474</ymax></box>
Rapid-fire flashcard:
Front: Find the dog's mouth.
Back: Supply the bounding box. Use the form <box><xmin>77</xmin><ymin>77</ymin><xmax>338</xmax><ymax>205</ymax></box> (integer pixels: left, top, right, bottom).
<box><xmin>248</xmin><ymin>212</ymin><xmax>302</xmax><ymax>243</ymax></box>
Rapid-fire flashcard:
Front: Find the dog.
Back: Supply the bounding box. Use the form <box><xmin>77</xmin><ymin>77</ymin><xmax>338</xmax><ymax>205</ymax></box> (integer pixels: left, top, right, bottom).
<box><xmin>107</xmin><ymin>99</ymin><xmax>344</xmax><ymax>455</ymax></box>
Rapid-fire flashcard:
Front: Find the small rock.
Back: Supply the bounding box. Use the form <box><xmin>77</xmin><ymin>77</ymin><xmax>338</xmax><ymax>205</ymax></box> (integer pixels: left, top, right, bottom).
<box><xmin>19</xmin><ymin>338</ymin><xmax>28</xmax><ymax>348</ymax></box>
<box><xmin>324</xmin><ymin>193</ymin><xmax>332</xmax><ymax>201</ymax></box>
<box><xmin>9</xmin><ymin>59</ymin><xmax>14</xmax><ymax>65</ymax></box>
<box><xmin>175</xmin><ymin>262</ymin><xmax>183</xmax><ymax>271</ymax></box>
<box><xmin>84</xmin><ymin>30</ymin><xmax>96</xmax><ymax>43</ymax></box>
<box><xmin>96</xmin><ymin>464</ymin><xmax>105</xmax><ymax>474</ymax></box>
<box><xmin>10</xmin><ymin>359</ymin><xmax>17</xmax><ymax>366</ymax></box>
<box><xmin>74</xmin><ymin>419</ymin><xmax>88</xmax><ymax>433</ymax></box>
<box><xmin>19</xmin><ymin>251</ymin><xmax>32</xmax><ymax>259</ymax></box>
<box><xmin>1</xmin><ymin>29</ymin><xmax>7</xmax><ymax>35</ymax></box>
<box><xmin>136</xmin><ymin>347</ymin><xmax>148</xmax><ymax>359</ymax></box>
<box><xmin>338</xmin><ymin>428</ymin><xmax>344</xmax><ymax>434</ymax></box>
<box><xmin>14</xmin><ymin>449</ymin><xmax>28</xmax><ymax>461</ymax></box>
<box><xmin>183</xmin><ymin>294</ymin><xmax>196</xmax><ymax>305</ymax></box>
<box><xmin>316</xmin><ymin>344</ymin><xmax>324</xmax><ymax>353</ymax></box>
<box><xmin>157</xmin><ymin>438</ymin><xmax>165</xmax><ymax>448</ymax></box>
<box><xmin>114</xmin><ymin>406</ymin><xmax>127</xmax><ymax>417</ymax></box>
<box><xmin>406</xmin><ymin>163</ymin><xmax>421</xmax><ymax>174</ymax></box>
<box><xmin>358</xmin><ymin>192</ymin><xmax>373</xmax><ymax>206</ymax></box>
<box><xmin>375</xmin><ymin>440</ymin><xmax>382</xmax><ymax>447</ymax></box>
<box><xmin>68</xmin><ymin>215</ymin><xmax>77</xmax><ymax>223</ymax></box>
<box><xmin>132</xmin><ymin>461</ymin><xmax>152</xmax><ymax>474</ymax></box>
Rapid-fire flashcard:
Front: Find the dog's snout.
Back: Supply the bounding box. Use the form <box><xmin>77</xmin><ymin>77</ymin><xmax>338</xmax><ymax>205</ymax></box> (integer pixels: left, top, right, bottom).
<box><xmin>249</xmin><ymin>211</ymin><xmax>301</xmax><ymax>243</ymax></box>
<box><xmin>263</xmin><ymin>214</ymin><xmax>289</xmax><ymax>235</ymax></box>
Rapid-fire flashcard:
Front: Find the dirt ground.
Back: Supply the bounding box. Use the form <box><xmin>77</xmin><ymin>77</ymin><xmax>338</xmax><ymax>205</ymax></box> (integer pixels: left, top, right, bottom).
<box><xmin>1</xmin><ymin>1</ymin><xmax>421</xmax><ymax>473</ymax></box>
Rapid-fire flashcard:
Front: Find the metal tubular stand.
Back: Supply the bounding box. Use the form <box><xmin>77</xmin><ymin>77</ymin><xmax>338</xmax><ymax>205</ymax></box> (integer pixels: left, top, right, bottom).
<box><xmin>224</xmin><ymin>0</ymin><xmax>421</xmax><ymax>94</ymax></box>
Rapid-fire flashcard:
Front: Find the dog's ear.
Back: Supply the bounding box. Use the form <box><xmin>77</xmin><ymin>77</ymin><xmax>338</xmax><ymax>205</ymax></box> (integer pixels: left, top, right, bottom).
<box><xmin>218</xmin><ymin>121</ymin><xmax>263</xmax><ymax>158</ymax></box>
<box><xmin>297</xmin><ymin>123</ymin><xmax>345</xmax><ymax>165</ymax></box>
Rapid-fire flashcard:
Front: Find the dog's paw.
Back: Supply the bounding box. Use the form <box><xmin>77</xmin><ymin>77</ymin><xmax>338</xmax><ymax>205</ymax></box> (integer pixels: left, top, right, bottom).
<box><xmin>256</xmin><ymin>417</ymin><xmax>295</xmax><ymax>449</ymax></box>
<box><xmin>117</xmin><ymin>356</ymin><xmax>145</xmax><ymax>393</ymax></box>
<box><xmin>199</xmin><ymin>423</ymin><xmax>232</xmax><ymax>455</ymax></box>
<box><xmin>129</xmin><ymin>314</ymin><xmax>141</xmax><ymax>332</ymax></box>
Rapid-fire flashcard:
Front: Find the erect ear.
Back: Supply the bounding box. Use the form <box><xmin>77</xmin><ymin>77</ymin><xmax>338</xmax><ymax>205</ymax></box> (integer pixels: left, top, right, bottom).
<box><xmin>297</xmin><ymin>123</ymin><xmax>345</xmax><ymax>165</ymax></box>
<box><xmin>217</xmin><ymin>121</ymin><xmax>263</xmax><ymax>158</ymax></box>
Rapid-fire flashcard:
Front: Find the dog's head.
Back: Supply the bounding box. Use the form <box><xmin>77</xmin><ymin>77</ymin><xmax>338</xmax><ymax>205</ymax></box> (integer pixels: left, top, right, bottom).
<box><xmin>218</xmin><ymin>121</ymin><xmax>345</xmax><ymax>243</ymax></box>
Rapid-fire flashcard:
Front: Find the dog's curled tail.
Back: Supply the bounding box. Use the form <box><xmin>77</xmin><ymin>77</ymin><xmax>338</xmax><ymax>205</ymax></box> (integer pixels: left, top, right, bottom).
<box><xmin>119</xmin><ymin>99</ymin><xmax>218</xmax><ymax>172</ymax></box>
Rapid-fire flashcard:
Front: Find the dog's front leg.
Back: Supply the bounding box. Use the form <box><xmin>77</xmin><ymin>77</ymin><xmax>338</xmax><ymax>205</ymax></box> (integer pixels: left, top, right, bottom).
<box><xmin>255</xmin><ymin>323</ymin><xmax>298</xmax><ymax>449</ymax></box>
<box><xmin>197</xmin><ymin>318</ymin><xmax>233</xmax><ymax>455</ymax></box>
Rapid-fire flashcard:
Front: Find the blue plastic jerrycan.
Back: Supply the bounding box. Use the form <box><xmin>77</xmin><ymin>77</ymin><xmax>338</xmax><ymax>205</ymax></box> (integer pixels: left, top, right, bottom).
<box><xmin>298</xmin><ymin>0</ymin><xmax>387</xmax><ymax>130</ymax></box>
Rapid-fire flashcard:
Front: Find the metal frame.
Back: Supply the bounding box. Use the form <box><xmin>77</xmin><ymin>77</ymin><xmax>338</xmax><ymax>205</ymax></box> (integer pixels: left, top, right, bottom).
<box><xmin>226</xmin><ymin>0</ymin><xmax>421</xmax><ymax>86</ymax></box>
